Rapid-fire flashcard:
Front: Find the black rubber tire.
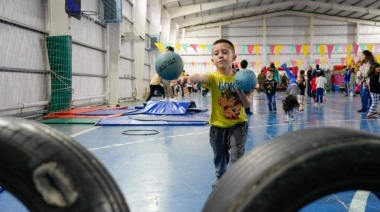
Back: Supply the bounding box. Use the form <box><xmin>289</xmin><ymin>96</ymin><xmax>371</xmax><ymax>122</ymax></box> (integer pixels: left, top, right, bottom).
<box><xmin>0</xmin><ymin>117</ymin><xmax>129</xmax><ymax>212</ymax></box>
<box><xmin>203</xmin><ymin>127</ymin><xmax>380</xmax><ymax>212</ymax></box>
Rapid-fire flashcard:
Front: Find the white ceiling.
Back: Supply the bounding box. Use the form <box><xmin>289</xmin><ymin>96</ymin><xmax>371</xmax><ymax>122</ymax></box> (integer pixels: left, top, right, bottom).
<box><xmin>160</xmin><ymin>0</ymin><xmax>380</xmax><ymax>31</ymax></box>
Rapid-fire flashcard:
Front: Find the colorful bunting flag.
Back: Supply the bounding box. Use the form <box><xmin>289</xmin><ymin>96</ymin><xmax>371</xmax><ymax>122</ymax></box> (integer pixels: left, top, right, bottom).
<box><xmin>327</xmin><ymin>45</ymin><xmax>334</xmax><ymax>58</ymax></box>
<box><xmin>302</xmin><ymin>45</ymin><xmax>309</xmax><ymax>57</ymax></box>
<box><xmin>254</xmin><ymin>45</ymin><xmax>260</xmax><ymax>55</ymax></box>
<box><xmin>346</xmin><ymin>44</ymin><xmax>352</xmax><ymax>57</ymax></box>
<box><xmin>175</xmin><ymin>43</ymin><xmax>181</xmax><ymax>51</ymax></box>
<box><xmin>154</xmin><ymin>42</ymin><xmax>164</xmax><ymax>52</ymax></box>
<box><xmin>247</xmin><ymin>45</ymin><xmax>253</xmax><ymax>54</ymax></box>
<box><xmin>353</xmin><ymin>44</ymin><xmax>359</xmax><ymax>57</ymax></box>
<box><xmin>199</xmin><ymin>44</ymin><xmax>206</xmax><ymax>52</ymax></box>
<box><xmin>297</xmin><ymin>60</ymin><xmax>303</xmax><ymax>69</ymax></box>
<box><xmin>295</xmin><ymin>45</ymin><xmax>302</xmax><ymax>56</ymax></box>
<box><xmin>319</xmin><ymin>45</ymin><xmax>326</xmax><ymax>57</ymax></box>
<box><xmin>190</xmin><ymin>44</ymin><xmax>198</xmax><ymax>52</ymax></box>
<box><xmin>206</xmin><ymin>44</ymin><xmax>212</xmax><ymax>53</ymax></box>
<box><xmin>367</xmin><ymin>44</ymin><xmax>374</xmax><ymax>52</ymax></box>
<box><xmin>274</xmin><ymin>45</ymin><xmax>282</xmax><ymax>56</ymax></box>
<box><xmin>181</xmin><ymin>44</ymin><xmax>188</xmax><ymax>52</ymax></box>
<box><xmin>241</xmin><ymin>45</ymin><xmax>247</xmax><ymax>54</ymax></box>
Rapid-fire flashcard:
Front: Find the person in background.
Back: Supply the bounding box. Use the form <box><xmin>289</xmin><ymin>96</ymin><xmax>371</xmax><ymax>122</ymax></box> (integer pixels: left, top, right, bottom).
<box><xmin>240</xmin><ymin>59</ymin><xmax>253</xmax><ymax>115</ymax></box>
<box><xmin>280</xmin><ymin>73</ymin><xmax>287</xmax><ymax>86</ymax></box>
<box><xmin>270</xmin><ymin>63</ymin><xmax>281</xmax><ymax>84</ymax></box>
<box><xmin>263</xmin><ymin>68</ymin><xmax>278</xmax><ymax>114</ymax></box>
<box><xmin>257</xmin><ymin>69</ymin><xmax>266</xmax><ymax>94</ymax></box>
<box><xmin>315</xmin><ymin>72</ymin><xmax>327</xmax><ymax>106</ymax></box>
<box><xmin>343</xmin><ymin>66</ymin><xmax>352</xmax><ymax>96</ymax></box>
<box><xmin>162</xmin><ymin>46</ymin><xmax>175</xmax><ymax>100</ymax></box>
<box><xmin>297</xmin><ymin>74</ymin><xmax>306</xmax><ymax>112</ymax></box>
<box><xmin>366</xmin><ymin>63</ymin><xmax>380</xmax><ymax>119</ymax></box>
<box><xmin>357</xmin><ymin>50</ymin><xmax>375</xmax><ymax>113</ymax></box>
<box><xmin>350</xmin><ymin>67</ymin><xmax>357</xmax><ymax>97</ymax></box>
<box><xmin>145</xmin><ymin>73</ymin><xmax>164</xmax><ymax>102</ymax></box>
<box><xmin>178</xmin><ymin>39</ymin><xmax>252</xmax><ymax>188</ymax></box>
<box><xmin>306</xmin><ymin>66</ymin><xmax>313</xmax><ymax>97</ymax></box>
<box><xmin>283</xmin><ymin>79</ymin><xmax>300</xmax><ymax>123</ymax></box>
<box><xmin>331</xmin><ymin>74</ymin><xmax>336</xmax><ymax>92</ymax></box>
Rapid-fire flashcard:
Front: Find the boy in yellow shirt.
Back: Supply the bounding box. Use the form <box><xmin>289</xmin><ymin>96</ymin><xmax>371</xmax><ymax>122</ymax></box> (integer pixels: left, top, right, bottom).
<box><xmin>179</xmin><ymin>39</ymin><xmax>252</xmax><ymax>187</ymax></box>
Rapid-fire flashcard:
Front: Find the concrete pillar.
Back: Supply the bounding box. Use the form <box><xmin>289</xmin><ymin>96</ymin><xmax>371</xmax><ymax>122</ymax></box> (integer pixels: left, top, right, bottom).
<box><xmin>107</xmin><ymin>23</ymin><xmax>121</xmax><ymax>106</ymax></box>
<box><xmin>133</xmin><ymin>0</ymin><xmax>147</xmax><ymax>100</ymax></box>
<box><xmin>262</xmin><ymin>17</ymin><xmax>267</xmax><ymax>67</ymax></box>
<box><xmin>48</xmin><ymin>0</ymin><xmax>69</xmax><ymax>35</ymax></box>
<box><xmin>161</xmin><ymin>9</ymin><xmax>171</xmax><ymax>43</ymax></box>
<box><xmin>309</xmin><ymin>17</ymin><xmax>314</xmax><ymax>67</ymax></box>
<box><xmin>355</xmin><ymin>22</ymin><xmax>360</xmax><ymax>44</ymax></box>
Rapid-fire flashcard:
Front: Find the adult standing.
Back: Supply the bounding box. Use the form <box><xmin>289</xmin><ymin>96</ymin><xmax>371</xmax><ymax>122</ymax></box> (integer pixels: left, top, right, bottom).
<box><xmin>145</xmin><ymin>73</ymin><xmax>164</xmax><ymax>102</ymax></box>
<box><xmin>257</xmin><ymin>70</ymin><xmax>266</xmax><ymax>94</ymax></box>
<box><xmin>162</xmin><ymin>46</ymin><xmax>175</xmax><ymax>100</ymax></box>
<box><xmin>306</xmin><ymin>66</ymin><xmax>313</xmax><ymax>97</ymax></box>
<box><xmin>240</xmin><ymin>59</ymin><xmax>253</xmax><ymax>114</ymax></box>
<box><xmin>357</xmin><ymin>50</ymin><xmax>375</xmax><ymax>113</ymax></box>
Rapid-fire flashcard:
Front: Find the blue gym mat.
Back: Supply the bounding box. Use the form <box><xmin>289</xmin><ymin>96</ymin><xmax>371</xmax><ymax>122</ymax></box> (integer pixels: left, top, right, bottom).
<box><xmin>144</xmin><ymin>100</ymin><xmax>191</xmax><ymax>115</ymax></box>
<box><xmin>128</xmin><ymin>114</ymin><xmax>209</xmax><ymax>122</ymax></box>
<box><xmin>96</xmin><ymin>116</ymin><xmax>208</xmax><ymax>126</ymax></box>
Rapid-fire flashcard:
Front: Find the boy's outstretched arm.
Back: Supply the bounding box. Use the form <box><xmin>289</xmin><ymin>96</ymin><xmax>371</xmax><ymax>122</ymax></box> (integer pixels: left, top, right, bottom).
<box><xmin>178</xmin><ymin>73</ymin><xmax>209</xmax><ymax>85</ymax></box>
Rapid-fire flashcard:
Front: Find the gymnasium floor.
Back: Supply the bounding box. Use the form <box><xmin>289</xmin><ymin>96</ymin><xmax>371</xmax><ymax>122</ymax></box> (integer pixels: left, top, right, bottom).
<box><xmin>2</xmin><ymin>90</ymin><xmax>380</xmax><ymax>211</ymax></box>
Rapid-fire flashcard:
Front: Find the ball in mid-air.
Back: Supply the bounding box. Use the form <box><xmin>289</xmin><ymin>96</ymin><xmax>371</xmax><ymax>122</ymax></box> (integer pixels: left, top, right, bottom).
<box><xmin>155</xmin><ymin>51</ymin><xmax>183</xmax><ymax>80</ymax></box>
<box><xmin>234</xmin><ymin>69</ymin><xmax>257</xmax><ymax>93</ymax></box>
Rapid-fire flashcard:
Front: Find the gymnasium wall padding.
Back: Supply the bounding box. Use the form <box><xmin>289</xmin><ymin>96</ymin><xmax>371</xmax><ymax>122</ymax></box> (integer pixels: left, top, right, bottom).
<box><xmin>46</xmin><ymin>36</ymin><xmax>72</xmax><ymax>112</ymax></box>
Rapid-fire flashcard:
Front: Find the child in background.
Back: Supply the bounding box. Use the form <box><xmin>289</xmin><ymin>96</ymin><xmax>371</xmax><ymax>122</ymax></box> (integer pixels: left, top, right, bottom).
<box><xmin>283</xmin><ymin>79</ymin><xmax>300</xmax><ymax>123</ymax></box>
<box><xmin>178</xmin><ymin>39</ymin><xmax>252</xmax><ymax>188</ymax></box>
<box><xmin>366</xmin><ymin>63</ymin><xmax>380</xmax><ymax>119</ymax></box>
<box><xmin>350</xmin><ymin>68</ymin><xmax>357</xmax><ymax>97</ymax></box>
<box><xmin>263</xmin><ymin>68</ymin><xmax>278</xmax><ymax>114</ymax></box>
<box><xmin>315</xmin><ymin>72</ymin><xmax>327</xmax><ymax>106</ymax></box>
<box><xmin>297</xmin><ymin>75</ymin><xmax>306</xmax><ymax>112</ymax></box>
<box><xmin>311</xmin><ymin>74</ymin><xmax>317</xmax><ymax>103</ymax></box>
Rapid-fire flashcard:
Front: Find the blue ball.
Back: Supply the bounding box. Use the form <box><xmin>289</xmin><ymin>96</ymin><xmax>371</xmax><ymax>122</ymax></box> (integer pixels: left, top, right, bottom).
<box><xmin>234</xmin><ymin>69</ymin><xmax>257</xmax><ymax>93</ymax></box>
<box><xmin>155</xmin><ymin>51</ymin><xmax>183</xmax><ymax>80</ymax></box>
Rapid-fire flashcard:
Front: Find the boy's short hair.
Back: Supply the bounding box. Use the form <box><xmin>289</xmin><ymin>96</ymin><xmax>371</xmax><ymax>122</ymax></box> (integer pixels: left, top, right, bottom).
<box><xmin>240</xmin><ymin>59</ymin><xmax>248</xmax><ymax>69</ymax></box>
<box><xmin>166</xmin><ymin>46</ymin><xmax>174</xmax><ymax>52</ymax></box>
<box><xmin>212</xmin><ymin>39</ymin><xmax>235</xmax><ymax>54</ymax></box>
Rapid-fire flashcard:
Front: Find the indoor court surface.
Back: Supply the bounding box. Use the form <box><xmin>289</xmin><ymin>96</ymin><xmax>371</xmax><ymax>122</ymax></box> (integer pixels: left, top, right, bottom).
<box><xmin>1</xmin><ymin>91</ymin><xmax>380</xmax><ymax>212</ymax></box>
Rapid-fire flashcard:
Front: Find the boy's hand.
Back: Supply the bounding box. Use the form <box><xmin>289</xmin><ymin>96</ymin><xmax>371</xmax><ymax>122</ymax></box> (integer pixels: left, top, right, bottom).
<box><xmin>234</xmin><ymin>88</ymin><xmax>253</xmax><ymax>98</ymax></box>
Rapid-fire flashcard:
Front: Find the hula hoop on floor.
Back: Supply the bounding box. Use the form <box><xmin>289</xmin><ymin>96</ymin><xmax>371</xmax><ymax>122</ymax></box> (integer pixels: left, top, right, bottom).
<box><xmin>122</xmin><ymin>129</ymin><xmax>159</xmax><ymax>136</ymax></box>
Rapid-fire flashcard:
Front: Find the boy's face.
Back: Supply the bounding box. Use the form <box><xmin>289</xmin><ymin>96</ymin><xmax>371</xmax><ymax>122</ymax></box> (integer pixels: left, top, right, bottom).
<box><xmin>211</xmin><ymin>42</ymin><xmax>236</xmax><ymax>70</ymax></box>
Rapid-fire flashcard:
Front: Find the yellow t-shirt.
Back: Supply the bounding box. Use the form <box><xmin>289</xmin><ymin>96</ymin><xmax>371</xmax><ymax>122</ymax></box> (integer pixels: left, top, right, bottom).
<box><xmin>150</xmin><ymin>74</ymin><xmax>161</xmax><ymax>85</ymax></box>
<box><xmin>206</xmin><ymin>71</ymin><xmax>247</xmax><ymax>128</ymax></box>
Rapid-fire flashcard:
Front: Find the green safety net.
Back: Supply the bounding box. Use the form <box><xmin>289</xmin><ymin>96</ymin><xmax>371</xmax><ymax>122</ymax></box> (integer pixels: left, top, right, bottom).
<box><xmin>46</xmin><ymin>36</ymin><xmax>72</xmax><ymax>112</ymax></box>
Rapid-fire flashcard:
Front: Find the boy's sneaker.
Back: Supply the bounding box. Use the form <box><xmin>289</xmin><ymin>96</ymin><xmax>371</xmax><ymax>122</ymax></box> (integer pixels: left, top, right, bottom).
<box><xmin>367</xmin><ymin>114</ymin><xmax>377</xmax><ymax>119</ymax></box>
<box><xmin>314</xmin><ymin>103</ymin><xmax>318</xmax><ymax>106</ymax></box>
<box><xmin>272</xmin><ymin>110</ymin><xmax>277</xmax><ymax>114</ymax></box>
